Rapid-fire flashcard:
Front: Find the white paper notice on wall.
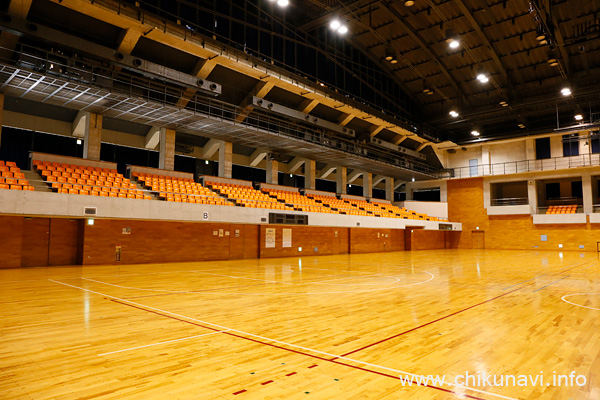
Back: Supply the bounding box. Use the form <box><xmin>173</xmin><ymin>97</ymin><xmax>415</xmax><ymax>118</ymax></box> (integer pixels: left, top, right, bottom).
<box><xmin>265</xmin><ymin>228</ymin><xmax>276</xmax><ymax>248</ymax></box>
<box><xmin>282</xmin><ymin>228</ymin><xmax>292</xmax><ymax>248</ymax></box>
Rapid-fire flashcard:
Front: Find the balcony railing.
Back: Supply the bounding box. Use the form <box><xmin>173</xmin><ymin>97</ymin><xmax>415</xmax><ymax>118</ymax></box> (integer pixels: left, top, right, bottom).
<box><xmin>445</xmin><ymin>154</ymin><xmax>600</xmax><ymax>179</ymax></box>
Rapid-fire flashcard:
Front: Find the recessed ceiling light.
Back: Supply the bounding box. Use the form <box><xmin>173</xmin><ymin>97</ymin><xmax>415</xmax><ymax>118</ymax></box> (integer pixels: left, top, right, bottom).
<box><xmin>575</xmin><ymin>114</ymin><xmax>583</xmax><ymax>121</ymax></box>
<box><xmin>76</xmin><ymin>139</ymin><xmax>82</xmax><ymax>145</ymax></box>
<box><xmin>561</xmin><ymin>87</ymin><xmax>571</xmax><ymax>96</ymax></box>
<box><xmin>477</xmin><ymin>73</ymin><xmax>489</xmax><ymax>83</ymax></box>
<box><xmin>449</xmin><ymin>39</ymin><xmax>460</xmax><ymax>49</ymax></box>
<box><xmin>471</xmin><ymin>130</ymin><xmax>480</xmax><ymax>136</ymax></box>
<box><xmin>449</xmin><ymin>110</ymin><xmax>459</xmax><ymax>118</ymax></box>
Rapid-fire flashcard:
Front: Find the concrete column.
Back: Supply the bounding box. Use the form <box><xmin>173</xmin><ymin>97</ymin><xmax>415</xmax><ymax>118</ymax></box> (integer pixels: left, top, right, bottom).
<box><xmin>83</xmin><ymin>113</ymin><xmax>102</xmax><ymax>161</ymax></box>
<box><xmin>385</xmin><ymin>177</ymin><xmax>394</xmax><ymax>202</ymax></box>
<box><xmin>582</xmin><ymin>174</ymin><xmax>592</xmax><ymax>215</ymax></box>
<box><xmin>158</xmin><ymin>128</ymin><xmax>176</xmax><ymax>170</ymax></box>
<box><xmin>0</xmin><ymin>93</ymin><xmax>4</xmax><ymax>153</ymax></box>
<box><xmin>336</xmin><ymin>166</ymin><xmax>347</xmax><ymax>195</ymax></box>
<box><xmin>266</xmin><ymin>160</ymin><xmax>278</xmax><ymax>184</ymax></box>
<box><xmin>527</xmin><ymin>179</ymin><xmax>538</xmax><ymax>214</ymax></box>
<box><xmin>362</xmin><ymin>172</ymin><xmax>372</xmax><ymax>198</ymax></box>
<box><xmin>525</xmin><ymin>139</ymin><xmax>535</xmax><ymax>160</ymax></box>
<box><xmin>304</xmin><ymin>159</ymin><xmax>316</xmax><ymax>190</ymax></box>
<box><xmin>218</xmin><ymin>140</ymin><xmax>233</xmax><ymax>178</ymax></box>
<box><xmin>481</xmin><ymin>145</ymin><xmax>490</xmax><ymax>175</ymax></box>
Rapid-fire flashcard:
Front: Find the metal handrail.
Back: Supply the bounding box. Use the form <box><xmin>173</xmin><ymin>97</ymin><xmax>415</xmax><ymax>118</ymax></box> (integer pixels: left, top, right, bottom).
<box><xmin>445</xmin><ymin>153</ymin><xmax>600</xmax><ymax>179</ymax></box>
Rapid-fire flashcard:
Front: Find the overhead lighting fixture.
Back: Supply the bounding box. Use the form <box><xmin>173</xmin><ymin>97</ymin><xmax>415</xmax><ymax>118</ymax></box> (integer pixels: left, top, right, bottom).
<box><xmin>76</xmin><ymin>139</ymin><xmax>82</xmax><ymax>145</ymax></box>
<box><xmin>446</xmin><ymin>29</ymin><xmax>460</xmax><ymax>49</ymax></box>
<box><xmin>518</xmin><ymin>123</ymin><xmax>526</xmax><ymax>129</ymax></box>
<box><xmin>384</xmin><ymin>48</ymin><xmax>394</xmax><ymax>61</ymax></box>
<box><xmin>535</xmin><ymin>24</ymin><xmax>546</xmax><ymax>41</ymax></box>
<box><xmin>405</xmin><ymin>0</ymin><xmax>415</xmax><ymax>6</ymax></box>
<box><xmin>477</xmin><ymin>72</ymin><xmax>489</xmax><ymax>83</ymax></box>
<box><xmin>471</xmin><ymin>130</ymin><xmax>480</xmax><ymax>136</ymax></box>
<box><xmin>390</xmin><ymin>57</ymin><xmax>398</xmax><ymax>64</ymax></box>
<box><xmin>449</xmin><ymin>110</ymin><xmax>459</xmax><ymax>118</ymax></box>
<box><xmin>411</xmin><ymin>178</ymin><xmax>415</xmax><ymax>182</ymax></box>
<box><xmin>561</xmin><ymin>87</ymin><xmax>571</xmax><ymax>96</ymax></box>
<box><xmin>205</xmin><ymin>160</ymin><xmax>209</xmax><ymax>165</ymax></box>
<box><xmin>499</xmin><ymin>101</ymin><xmax>508</xmax><ymax>107</ymax></box>
<box><xmin>547</xmin><ymin>50</ymin><xmax>558</xmax><ymax>67</ymax></box>
<box><xmin>575</xmin><ymin>114</ymin><xmax>583</xmax><ymax>121</ymax></box>
<box><xmin>277</xmin><ymin>0</ymin><xmax>289</xmax><ymax>7</ymax></box>
<box><xmin>329</xmin><ymin>19</ymin><xmax>348</xmax><ymax>35</ymax></box>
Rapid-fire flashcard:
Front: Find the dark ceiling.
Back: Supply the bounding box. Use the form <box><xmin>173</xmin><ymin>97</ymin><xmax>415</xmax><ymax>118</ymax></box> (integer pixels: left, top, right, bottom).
<box><xmin>294</xmin><ymin>0</ymin><xmax>600</xmax><ymax>142</ymax></box>
<box><xmin>5</xmin><ymin>0</ymin><xmax>600</xmax><ymax>148</ymax></box>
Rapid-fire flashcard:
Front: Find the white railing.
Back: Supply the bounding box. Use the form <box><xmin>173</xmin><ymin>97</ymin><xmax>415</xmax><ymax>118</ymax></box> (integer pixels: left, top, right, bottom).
<box><xmin>448</xmin><ymin>153</ymin><xmax>600</xmax><ymax>179</ymax></box>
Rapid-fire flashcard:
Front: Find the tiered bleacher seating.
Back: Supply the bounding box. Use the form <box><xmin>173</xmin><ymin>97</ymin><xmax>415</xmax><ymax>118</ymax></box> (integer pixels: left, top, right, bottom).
<box><xmin>546</xmin><ymin>205</ymin><xmax>577</xmax><ymax>214</ymax></box>
<box><xmin>34</xmin><ymin>160</ymin><xmax>151</xmax><ymax>199</ymax></box>
<box><xmin>206</xmin><ymin>182</ymin><xmax>292</xmax><ymax>210</ymax></box>
<box><xmin>134</xmin><ymin>173</ymin><xmax>233</xmax><ymax>205</ymax></box>
<box><xmin>262</xmin><ymin>188</ymin><xmax>336</xmax><ymax>213</ymax></box>
<box><xmin>0</xmin><ymin>161</ymin><xmax>34</xmax><ymax>191</ymax></box>
<box><xmin>307</xmin><ymin>194</ymin><xmax>364</xmax><ymax>216</ymax></box>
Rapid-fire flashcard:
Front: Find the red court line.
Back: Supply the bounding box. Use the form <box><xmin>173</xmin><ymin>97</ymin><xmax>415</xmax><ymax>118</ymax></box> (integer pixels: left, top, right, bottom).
<box><xmin>261</xmin><ymin>380</ymin><xmax>274</xmax><ymax>385</ymax></box>
<box><xmin>307</xmin><ymin>364</ymin><xmax>318</xmax><ymax>368</ymax></box>
<box><xmin>109</xmin><ymin>299</ymin><xmax>485</xmax><ymax>400</ymax></box>
<box><xmin>336</xmin><ymin>262</ymin><xmax>587</xmax><ymax>359</ymax></box>
<box><xmin>285</xmin><ymin>372</ymin><xmax>297</xmax><ymax>377</ymax></box>
<box><xmin>232</xmin><ymin>389</ymin><xmax>247</xmax><ymax>395</ymax></box>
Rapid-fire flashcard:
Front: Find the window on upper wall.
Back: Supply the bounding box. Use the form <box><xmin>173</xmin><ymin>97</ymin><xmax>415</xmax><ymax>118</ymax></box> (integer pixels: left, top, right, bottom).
<box><xmin>535</xmin><ymin>137</ymin><xmax>551</xmax><ymax>159</ymax></box>
<box><xmin>591</xmin><ymin>133</ymin><xmax>600</xmax><ymax>154</ymax></box>
<box><xmin>563</xmin><ymin>134</ymin><xmax>579</xmax><ymax>157</ymax></box>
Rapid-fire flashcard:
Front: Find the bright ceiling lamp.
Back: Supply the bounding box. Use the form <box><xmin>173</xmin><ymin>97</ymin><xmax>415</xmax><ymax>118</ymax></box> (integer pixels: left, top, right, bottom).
<box><xmin>330</xmin><ymin>19</ymin><xmax>348</xmax><ymax>35</ymax></box>
<box><xmin>405</xmin><ymin>0</ymin><xmax>415</xmax><ymax>6</ymax></box>
<box><xmin>446</xmin><ymin>29</ymin><xmax>460</xmax><ymax>49</ymax></box>
<box><xmin>561</xmin><ymin>87</ymin><xmax>571</xmax><ymax>96</ymax></box>
<box><xmin>574</xmin><ymin>114</ymin><xmax>583</xmax><ymax>121</ymax></box>
<box><xmin>471</xmin><ymin>130</ymin><xmax>480</xmax><ymax>136</ymax></box>
<box><xmin>277</xmin><ymin>0</ymin><xmax>289</xmax><ymax>7</ymax></box>
<box><xmin>477</xmin><ymin>72</ymin><xmax>489</xmax><ymax>83</ymax></box>
<box><xmin>449</xmin><ymin>109</ymin><xmax>459</xmax><ymax>118</ymax></box>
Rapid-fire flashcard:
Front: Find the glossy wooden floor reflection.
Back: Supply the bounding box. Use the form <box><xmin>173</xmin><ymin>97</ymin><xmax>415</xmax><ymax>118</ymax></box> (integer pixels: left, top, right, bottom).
<box><xmin>1</xmin><ymin>250</ymin><xmax>599</xmax><ymax>399</ymax></box>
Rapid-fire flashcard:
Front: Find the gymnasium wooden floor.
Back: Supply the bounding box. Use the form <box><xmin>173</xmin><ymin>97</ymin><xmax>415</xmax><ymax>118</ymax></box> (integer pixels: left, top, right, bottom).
<box><xmin>1</xmin><ymin>250</ymin><xmax>599</xmax><ymax>400</ymax></box>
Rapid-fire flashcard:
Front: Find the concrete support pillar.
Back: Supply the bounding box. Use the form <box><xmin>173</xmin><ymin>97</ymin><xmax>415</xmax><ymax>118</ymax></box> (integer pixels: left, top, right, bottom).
<box><xmin>0</xmin><ymin>93</ymin><xmax>4</xmax><ymax>153</ymax></box>
<box><xmin>527</xmin><ymin>179</ymin><xmax>538</xmax><ymax>214</ymax></box>
<box><xmin>481</xmin><ymin>145</ymin><xmax>490</xmax><ymax>175</ymax></box>
<box><xmin>362</xmin><ymin>172</ymin><xmax>372</xmax><ymax>198</ymax></box>
<box><xmin>266</xmin><ymin>160</ymin><xmax>278</xmax><ymax>184</ymax></box>
<box><xmin>159</xmin><ymin>128</ymin><xmax>176</xmax><ymax>171</ymax></box>
<box><xmin>83</xmin><ymin>113</ymin><xmax>102</xmax><ymax>161</ymax></box>
<box><xmin>336</xmin><ymin>166</ymin><xmax>347</xmax><ymax>195</ymax></box>
<box><xmin>525</xmin><ymin>139</ymin><xmax>535</xmax><ymax>160</ymax></box>
<box><xmin>218</xmin><ymin>140</ymin><xmax>233</xmax><ymax>178</ymax></box>
<box><xmin>304</xmin><ymin>159</ymin><xmax>316</xmax><ymax>190</ymax></box>
<box><xmin>385</xmin><ymin>177</ymin><xmax>394</xmax><ymax>202</ymax></box>
<box><xmin>582</xmin><ymin>174</ymin><xmax>593</xmax><ymax>215</ymax></box>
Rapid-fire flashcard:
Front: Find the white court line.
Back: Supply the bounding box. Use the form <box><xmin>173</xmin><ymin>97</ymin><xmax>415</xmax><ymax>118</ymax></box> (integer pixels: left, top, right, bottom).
<box><xmin>49</xmin><ymin>279</ymin><xmax>517</xmax><ymax>400</ymax></box>
<box><xmin>561</xmin><ymin>293</ymin><xmax>600</xmax><ymax>311</ymax></box>
<box><xmin>98</xmin><ymin>330</ymin><xmax>228</xmax><ymax>356</ymax></box>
